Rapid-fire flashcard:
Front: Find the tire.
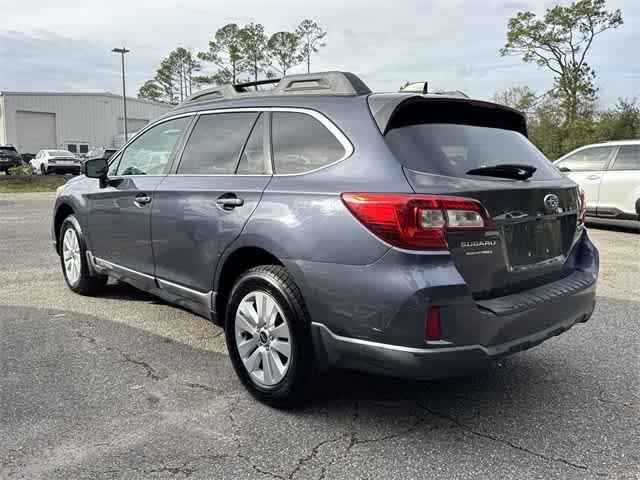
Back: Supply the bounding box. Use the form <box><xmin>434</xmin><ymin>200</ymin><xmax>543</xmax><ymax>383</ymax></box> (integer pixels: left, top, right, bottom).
<box><xmin>40</xmin><ymin>164</ymin><xmax>48</xmax><ymax>175</ymax></box>
<box><xmin>225</xmin><ymin>265</ymin><xmax>313</xmax><ymax>408</ymax></box>
<box><xmin>59</xmin><ymin>215</ymin><xmax>107</xmax><ymax>295</ymax></box>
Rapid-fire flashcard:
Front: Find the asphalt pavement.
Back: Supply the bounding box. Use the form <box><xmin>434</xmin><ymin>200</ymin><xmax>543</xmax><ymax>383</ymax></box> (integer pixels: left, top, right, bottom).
<box><xmin>1</xmin><ymin>192</ymin><xmax>638</xmax><ymax>479</ymax></box>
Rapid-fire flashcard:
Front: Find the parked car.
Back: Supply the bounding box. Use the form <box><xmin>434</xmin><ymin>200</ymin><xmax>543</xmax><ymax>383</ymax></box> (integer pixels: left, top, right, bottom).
<box><xmin>0</xmin><ymin>145</ymin><xmax>21</xmax><ymax>174</ymax></box>
<box><xmin>20</xmin><ymin>153</ymin><xmax>36</xmax><ymax>165</ymax></box>
<box><xmin>52</xmin><ymin>72</ymin><xmax>599</xmax><ymax>407</ymax></box>
<box><xmin>554</xmin><ymin>140</ymin><xmax>640</xmax><ymax>225</ymax></box>
<box><xmin>31</xmin><ymin>149</ymin><xmax>82</xmax><ymax>175</ymax></box>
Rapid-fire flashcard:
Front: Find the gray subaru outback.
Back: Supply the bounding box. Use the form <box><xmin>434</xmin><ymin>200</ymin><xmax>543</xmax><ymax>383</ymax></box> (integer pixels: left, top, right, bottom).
<box><xmin>52</xmin><ymin>72</ymin><xmax>598</xmax><ymax>407</ymax></box>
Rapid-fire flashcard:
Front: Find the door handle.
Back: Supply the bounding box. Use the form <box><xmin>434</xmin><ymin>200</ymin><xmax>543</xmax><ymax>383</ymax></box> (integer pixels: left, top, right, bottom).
<box><xmin>586</xmin><ymin>174</ymin><xmax>601</xmax><ymax>180</ymax></box>
<box><xmin>134</xmin><ymin>194</ymin><xmax>152</xmax><ymax>206</ymax></box>
<box><xmin>216</xmin><ymin>195</ymin><xmax>244</xmax><ymax>209</ymax></box>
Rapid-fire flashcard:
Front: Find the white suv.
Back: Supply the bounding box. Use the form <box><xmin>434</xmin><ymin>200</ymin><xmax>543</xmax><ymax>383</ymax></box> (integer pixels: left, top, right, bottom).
<box><xmin>554</xmin><ymin>140</ymin><xmax>640</xmax><ymax>225</ymax></box>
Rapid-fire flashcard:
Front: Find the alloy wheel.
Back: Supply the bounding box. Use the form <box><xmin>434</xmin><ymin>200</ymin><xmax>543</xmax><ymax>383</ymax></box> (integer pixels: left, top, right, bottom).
<box><xmin>62</xmin><ymin>228</ymin><xmax>82</xmax><ymax>285</ymax></box>
<box><xmin>234</xmin><ymin>291</ymin><xmax>292</xmax><ymax>387</ymax></box>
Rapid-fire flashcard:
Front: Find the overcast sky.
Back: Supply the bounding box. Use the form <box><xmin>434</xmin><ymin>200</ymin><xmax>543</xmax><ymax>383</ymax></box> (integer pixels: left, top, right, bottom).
<box><xmin>1</xmin><ymin>0</ymin><xmax>638</xmax><ymax>107</ymax></box>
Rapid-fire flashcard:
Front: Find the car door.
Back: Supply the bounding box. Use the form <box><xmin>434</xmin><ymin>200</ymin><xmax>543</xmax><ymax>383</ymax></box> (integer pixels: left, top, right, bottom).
<box><xmin>597</xmin><ymin>145</ymin><xmax>640</xmax><ymax>218</ymax></box>
<box><xmin>555</xmin><ymin>145</ymin><xmax>616</xmax><ymax>214</ymax></box>
<box><xmin>86</xmin><ymin>116</ymin><xmax>192</xmax><ymax>287</ymax></box>
<box><xmin>151</xmin><ymin>111</ymin><xmax>272</xmax><ymax>296</ymax></box>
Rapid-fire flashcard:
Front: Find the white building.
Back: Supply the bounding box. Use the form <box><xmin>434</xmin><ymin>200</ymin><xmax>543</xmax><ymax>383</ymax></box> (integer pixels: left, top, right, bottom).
<box><xmin>0</xmin><ymin>92</ymin><xmax>172</xmax><ymax>155</ymax></box>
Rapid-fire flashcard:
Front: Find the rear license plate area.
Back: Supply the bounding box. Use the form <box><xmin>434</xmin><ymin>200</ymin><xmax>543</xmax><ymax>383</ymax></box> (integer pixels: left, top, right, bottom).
<box><xmin>503</xmin><ymin>219</ymin><xmax>563</xmax><ymax>269</ymax></box>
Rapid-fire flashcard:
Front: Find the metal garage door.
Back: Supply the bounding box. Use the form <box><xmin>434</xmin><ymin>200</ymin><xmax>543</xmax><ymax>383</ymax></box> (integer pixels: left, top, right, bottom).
<box><xmin>16</xmin><ymin>111</ymin><xmax>57</xmax><ymax>154</ymax></box>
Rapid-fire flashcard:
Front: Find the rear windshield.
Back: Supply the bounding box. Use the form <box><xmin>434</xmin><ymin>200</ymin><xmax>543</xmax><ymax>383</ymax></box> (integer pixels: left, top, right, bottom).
<box><xmin>48</xmin><ymin>150</ymin><xmax>74</xmax><ymax>157</ymax></box>
<box><xmin>0</xmin><ymin>146</ymin><xmax>17</xmax><ymax>153</ymax></box>
<box><xmin>385</xmin><ymin>123</ymin><xmax>560</xmax><ymax>181</ymax></box>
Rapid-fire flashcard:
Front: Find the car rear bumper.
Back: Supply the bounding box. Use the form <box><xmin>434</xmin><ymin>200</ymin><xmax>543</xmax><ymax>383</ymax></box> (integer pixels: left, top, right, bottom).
<box><xmin>0</xmin><ymin>161</ymin><xmax>20</xmax><ymax>171</ymax></box>
<box><xmin>291</xmin><ymin>231</ymin><xmax>598</xmax><ymax>380</ymax></box>
<box><xmin>311</xmin><ymin>274</ymin><xmax>595</xmax><ymax>380</ymax></box>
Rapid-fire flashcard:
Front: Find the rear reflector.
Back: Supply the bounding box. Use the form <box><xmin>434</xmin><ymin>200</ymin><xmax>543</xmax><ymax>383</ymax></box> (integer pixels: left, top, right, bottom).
<box><xmin>578</xmin><ymin>187</ymin><xmax>587</xmax><ymax>223</ymax></box>
<box><xmin>341</xmin><ymin>193</ymin><xmax>490</xmax><ymax>250</ymax></box>
<box><xmin>425</xmin><ymin>307</ymin><xmax>441</xmax><ymax>341</ymax></box>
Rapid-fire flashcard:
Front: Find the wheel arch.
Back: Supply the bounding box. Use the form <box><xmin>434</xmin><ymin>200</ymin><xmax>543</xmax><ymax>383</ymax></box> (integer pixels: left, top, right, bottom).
<box><xmin>53</xmin><ymin>202</ymin><xmax>76</xmax><ymax>255</ymax></box>
<box><xmin>214</xmin><ymin>245</ymin><xmax>287</xmax><ymax>327</ymax></box>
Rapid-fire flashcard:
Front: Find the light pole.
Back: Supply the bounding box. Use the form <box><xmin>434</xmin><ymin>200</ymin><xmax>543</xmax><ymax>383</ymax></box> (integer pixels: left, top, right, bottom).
<box><xmin>112</xmin><ymin>47</ymin><xmax>130</xmax><ymax>142</ymax></box>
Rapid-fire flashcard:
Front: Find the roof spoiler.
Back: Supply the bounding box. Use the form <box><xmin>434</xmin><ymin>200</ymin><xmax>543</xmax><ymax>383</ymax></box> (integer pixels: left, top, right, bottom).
<box><xmin>368</xmin><ymin>95</ymin><xmax>528</xmax><ymax>136</ymax></box>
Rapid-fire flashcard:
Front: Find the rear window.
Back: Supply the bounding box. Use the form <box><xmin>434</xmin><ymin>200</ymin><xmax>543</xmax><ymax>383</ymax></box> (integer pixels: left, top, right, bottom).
<box><xmin>49</xmin><ymin>150</ymin><xmax>74</xmax><ymax>157</ymax></box>
<box><xmin>611</xmin><ymin>145</ymin><xmax>640</xmax><ymax>171</ymax></box>
<box><xmin>177</xmin><ymin>112</ymin><xmax>258</xmax><ymax>175</ymax></box>
<box><xmin>0</xmin><ymin>147</ymin><xmax>17</xmax><ymax>155</ymax></box>
<box><xmin>385</xmin><ymin>123</ymin><xmax>560</xmax><ymax>181</ymax></box>
<box><xmin>272</xmin><ymin>112</ymin><xmax>345</xmax><ymax>174</ymax></box>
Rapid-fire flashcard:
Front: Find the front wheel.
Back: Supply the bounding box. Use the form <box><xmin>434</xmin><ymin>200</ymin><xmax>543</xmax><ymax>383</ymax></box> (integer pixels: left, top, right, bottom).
<box><xmin>59</xmin><ymin>215</ymin><xmax>107</xmax><ymax>295</ymax></box>
<box><xmin>225</xmin><ymin>265</ymin><xmax>313</xmax><ymax>408</ymax></box>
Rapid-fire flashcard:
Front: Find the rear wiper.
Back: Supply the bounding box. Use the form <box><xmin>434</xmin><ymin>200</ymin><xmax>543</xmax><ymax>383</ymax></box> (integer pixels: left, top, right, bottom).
<box><xmin>466</xmin><ymin>163</ymin><xmax>536</xmax><ymax>180</ymax></box>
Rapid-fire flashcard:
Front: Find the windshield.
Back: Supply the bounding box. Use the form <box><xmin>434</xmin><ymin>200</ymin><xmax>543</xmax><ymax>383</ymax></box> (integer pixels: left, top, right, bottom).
<box><xmin>385</xmin><ymin>123</ymin><xmax>561</xmax><ymax>181</ymax></box>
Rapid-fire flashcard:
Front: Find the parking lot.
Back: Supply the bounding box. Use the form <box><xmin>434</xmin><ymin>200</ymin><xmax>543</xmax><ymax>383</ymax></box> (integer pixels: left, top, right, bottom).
<box><xmin>1</xmin><ymin>192</ymin><xmax>638</xmax><ymax>479</ymax></box>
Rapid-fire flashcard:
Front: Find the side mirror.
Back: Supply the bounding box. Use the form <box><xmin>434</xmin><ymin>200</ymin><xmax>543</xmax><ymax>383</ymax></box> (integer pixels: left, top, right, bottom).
<box><xmin>84</xmin><ymin>157</ymin><xmax>109</xmax><ymax>187</ymax></box>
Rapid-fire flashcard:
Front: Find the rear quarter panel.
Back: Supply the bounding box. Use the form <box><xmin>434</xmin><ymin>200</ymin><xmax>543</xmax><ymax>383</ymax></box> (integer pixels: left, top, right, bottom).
<box><xmin>214</xmin><ymin>97</ymin><xmax>413</xmax><ymax>286</ymax></box>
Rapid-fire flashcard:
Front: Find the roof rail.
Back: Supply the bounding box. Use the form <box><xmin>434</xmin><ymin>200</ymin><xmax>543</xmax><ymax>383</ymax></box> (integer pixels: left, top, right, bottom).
<box><xmin>179</xmin><ymin>71</ymin><xmax>371</xmax><ymax>107</ymax></box>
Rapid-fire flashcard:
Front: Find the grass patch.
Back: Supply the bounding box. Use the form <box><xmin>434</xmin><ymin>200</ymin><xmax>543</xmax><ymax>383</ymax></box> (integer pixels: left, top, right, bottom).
<box><xmin>0</xmin><ymin>175</ymin><xmax>68</xmax><ymax>193</ymax></box>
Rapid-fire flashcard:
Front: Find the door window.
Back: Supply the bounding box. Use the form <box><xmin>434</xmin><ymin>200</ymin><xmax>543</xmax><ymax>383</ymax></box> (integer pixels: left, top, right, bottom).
<box><xmin>610</xmin><ymin>145</ymin><xmax>640</xmax><ymax>171</ymax></box>
<box><xmin>177</xmin><ymin>112</ymin><xmax>258</xmax><ymax>174</ymax></box>
<box><xmin>116</xmin><ymin>117</ymin><xmax>190</xmax><ymax>176</ymax></box>
<box><xmin>236</xmin><ymin>114</ymin><xmax>267</xmax><ymax>175</ymax></box>
<box><xmin>272</xmin><ymin>112</ymin><xmax>346</xmax><ymax>174</ymax></box>
<box><xmin>555</xmin><ymin>146</ymin><xmax>614</xmax><ymax>172</ymax></box>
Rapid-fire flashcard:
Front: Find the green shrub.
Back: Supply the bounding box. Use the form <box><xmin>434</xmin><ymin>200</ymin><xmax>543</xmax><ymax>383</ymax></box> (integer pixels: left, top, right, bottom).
<box><xmin>7</xmin><ymin>164</ymin><xmax>35</xmax><ymax>176</ymax></box>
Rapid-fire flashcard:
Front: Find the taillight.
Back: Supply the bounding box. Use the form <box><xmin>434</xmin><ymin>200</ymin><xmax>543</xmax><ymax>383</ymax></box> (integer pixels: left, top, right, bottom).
<box><xmin>341</xmin><ymin>193</ymin><xmax>490</xmax><ymax>250</ymax></box>
<box><xmin>578</xmin><ymin>187</ymin><xmax>587</xmax><ymax>224</ymax></box>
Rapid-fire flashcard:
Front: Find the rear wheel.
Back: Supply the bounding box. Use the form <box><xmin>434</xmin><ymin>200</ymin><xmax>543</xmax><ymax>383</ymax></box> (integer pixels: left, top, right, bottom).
<box><xmin>225</xmin><ymin>265</ymin><xmax>313</xmax><ymax>408</ymax></box>
<box><xmin>59</xmin><ymin>215</ymin><xmax>107</xmax><ymax>295</ymax></box>
<box><xmin>40</xmin><ymin>164</ymin><xmax>48</xmax><ymax>175</ymax></box>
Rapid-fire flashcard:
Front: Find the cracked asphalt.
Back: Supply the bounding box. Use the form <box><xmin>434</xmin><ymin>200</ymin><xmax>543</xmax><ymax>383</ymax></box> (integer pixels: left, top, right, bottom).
<box><xmin>1</xmin><ymin>192</ymin><xmax>639</xmax><ymax>479</ymax></box>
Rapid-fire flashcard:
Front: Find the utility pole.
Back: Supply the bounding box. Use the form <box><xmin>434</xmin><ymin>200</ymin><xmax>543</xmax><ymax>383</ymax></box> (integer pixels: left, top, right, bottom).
<box><xmin>112</xmin><ymin>47</ymin><xmax>130</xmax><ymax>142</ymax></box>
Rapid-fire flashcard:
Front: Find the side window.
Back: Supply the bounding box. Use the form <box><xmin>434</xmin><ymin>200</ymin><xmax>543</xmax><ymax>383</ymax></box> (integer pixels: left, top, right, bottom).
<box><xmin>236</xmin><ymin>114</ymin><xmax>267</xmax><ymax>175</ymax></box>
<box><xmin>272</xmin><ymin>112</ymin><xmax>346</xmax><ymax>174</ymax></box>
<box><xmin>116</xmin><ymin>117</ymin><xmax>189</xmax><ymax>176</ymax></box>
<box><xmin>556</xmin><ymin>146</ymin><xmax>613</xmax><ymax>172</ymax></box>
<box><xmin>611</xmin><ymin>145</ymin><xmax>640</xmax><ymax>171</ymax></box>
<box><xmin>177</xmin><ymin>112</ymin><xmax>258</xmax><ymax>175</ymax></box>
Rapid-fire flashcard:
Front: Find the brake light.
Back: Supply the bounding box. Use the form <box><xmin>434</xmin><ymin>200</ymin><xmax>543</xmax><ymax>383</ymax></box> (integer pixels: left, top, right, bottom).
<box><xmin>578</xmin><ymin>187</ymin><xmax>587</xmax><ymax>223</ymax></box>
<box><xmin>341</xmin><ymin>193</ymin><xmax>490</xmax><ymax>250</ymax></box>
